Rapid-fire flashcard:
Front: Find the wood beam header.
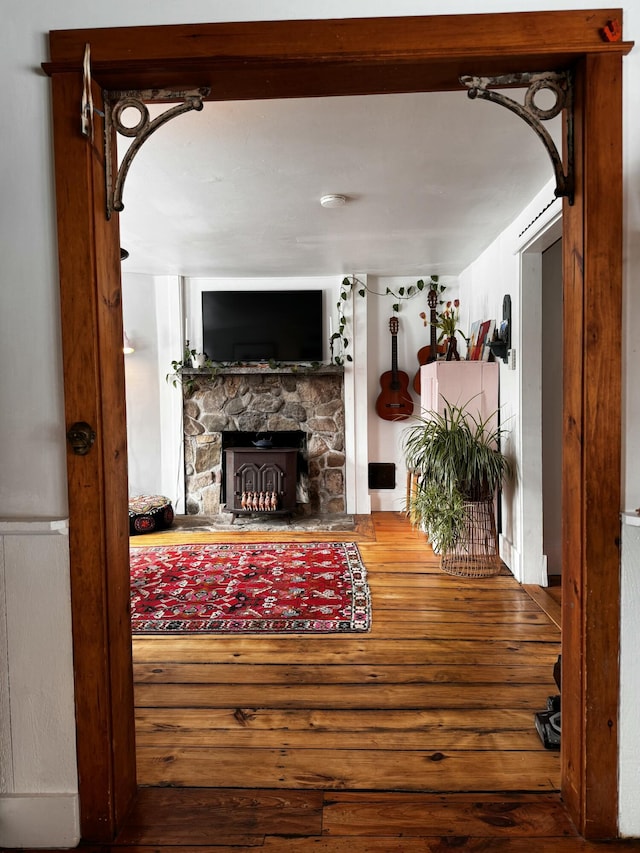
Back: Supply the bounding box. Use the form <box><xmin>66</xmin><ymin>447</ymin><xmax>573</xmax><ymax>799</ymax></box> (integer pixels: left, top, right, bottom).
<box><xmin>44</xmin><ymin>10</ymin><xmax>631</xmax><ymax>97</ymax></box>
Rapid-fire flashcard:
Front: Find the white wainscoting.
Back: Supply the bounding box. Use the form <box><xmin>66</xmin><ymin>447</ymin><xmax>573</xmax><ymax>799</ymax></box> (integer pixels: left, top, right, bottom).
<box><xmin>619</xmin><ymin>512</ymin><xmax>640</xmax><ymax>838</ymax></box>
<box><xmin>0</xmin><ymin>518</ymin><xmax>80</xmax><ymax>849</ymax></box>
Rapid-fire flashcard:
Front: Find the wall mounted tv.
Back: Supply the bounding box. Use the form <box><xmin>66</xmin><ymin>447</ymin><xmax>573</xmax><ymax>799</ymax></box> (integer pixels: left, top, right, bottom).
<box><xmin>202</xmin><ymin>289</ymin><xmax>324</xmax><ymax>363</ymax></box>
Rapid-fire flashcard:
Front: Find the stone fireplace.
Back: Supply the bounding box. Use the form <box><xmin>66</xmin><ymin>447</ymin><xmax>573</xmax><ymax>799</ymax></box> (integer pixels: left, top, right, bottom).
<box><xmin>182</xmin><ymin>366</ymin><xmax>345</xmax><ymax>517</ymax></box>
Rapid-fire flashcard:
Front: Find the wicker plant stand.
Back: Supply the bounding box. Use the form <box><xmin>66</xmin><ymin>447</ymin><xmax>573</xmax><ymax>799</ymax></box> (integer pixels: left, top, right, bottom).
<box><xmin>440</xmin><ymin>497</ymin><xmax>502</xmax><ymax>578</ymax></box>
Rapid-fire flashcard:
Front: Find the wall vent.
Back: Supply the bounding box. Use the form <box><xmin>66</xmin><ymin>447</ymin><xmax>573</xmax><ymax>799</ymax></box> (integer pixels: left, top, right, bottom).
<box><xmin>368</xmin><ymin>463</ymin><xmax>396</xmax><ymax>489</ymax></box>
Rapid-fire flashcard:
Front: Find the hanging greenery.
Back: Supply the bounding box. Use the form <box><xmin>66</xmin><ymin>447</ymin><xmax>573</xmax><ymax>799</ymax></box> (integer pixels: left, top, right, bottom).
<box><xmin>331</xmin><ymin>274</ymin><xmax>446</xmax><ymax>366</ymax></box>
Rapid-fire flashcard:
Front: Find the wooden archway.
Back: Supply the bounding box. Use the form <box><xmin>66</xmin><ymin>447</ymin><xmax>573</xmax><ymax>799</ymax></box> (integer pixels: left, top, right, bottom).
<box><xmin>44</xmin><ymin>10</ymin><xmax>631</xmax><ymax>842</ymax></box>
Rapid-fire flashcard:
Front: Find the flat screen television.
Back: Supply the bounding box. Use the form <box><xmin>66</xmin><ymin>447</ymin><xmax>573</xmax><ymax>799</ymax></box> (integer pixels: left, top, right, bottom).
<box><xmin>202</xmin><ymin>289</ymin><xmax>324</xmax><ymax>362</ymax></box>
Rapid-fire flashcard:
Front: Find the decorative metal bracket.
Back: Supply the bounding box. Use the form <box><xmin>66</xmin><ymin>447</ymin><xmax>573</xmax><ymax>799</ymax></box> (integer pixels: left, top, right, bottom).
<box><xmin>104</xmin><ymin>87</ymin><xmax>210</xmax><ymax>218</ymax></box>
<box><xmin>460</xmin><ymin>71</ymin><xmax>574</xmax><ymax>205</ymax></box>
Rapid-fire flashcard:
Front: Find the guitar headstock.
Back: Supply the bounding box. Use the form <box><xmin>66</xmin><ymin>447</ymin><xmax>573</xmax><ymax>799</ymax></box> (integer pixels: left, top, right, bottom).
<box><xmin>427</xmin><ymin>289</ymin><xmax>438</xmax><ymax>310</ymax></box>
<box><xmin>389</xmin><ymin>316</ymin><xmax>399</xmax><ymax>335</ymax></box>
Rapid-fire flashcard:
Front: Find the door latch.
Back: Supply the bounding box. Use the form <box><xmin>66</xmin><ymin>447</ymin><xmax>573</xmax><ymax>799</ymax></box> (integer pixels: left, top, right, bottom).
<box><xmin>66</xmin><ymin>421</ymin><xmax>96</xmax><ymax>456</ymax></box>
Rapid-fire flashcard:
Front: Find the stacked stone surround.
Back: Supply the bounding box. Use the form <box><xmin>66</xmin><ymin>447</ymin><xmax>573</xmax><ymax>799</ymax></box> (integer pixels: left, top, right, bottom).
<box><xmin>182</xmin><ymin>366</ymin><xmax>345</xmax><ymax>516</ymax></box>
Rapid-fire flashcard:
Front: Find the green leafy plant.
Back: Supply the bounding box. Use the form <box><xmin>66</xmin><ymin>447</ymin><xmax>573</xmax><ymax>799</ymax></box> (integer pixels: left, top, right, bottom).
<box><xmin>332</xmin><ymin>274</ymin><xmax>444</xmax><ymax>366</ymax></box>
<box><xmin>407</xmin><ymin>479</ymin><xmax>466</xmax><ymax>554</ymax></box>
<box><xmin>166</xmin><ymin>341</ymin><xmax>220</xmax><ymax>390</ymax></box>
<box><xmin>402</xmin><ymin>399</ymin><xmax>512</xmax><ymax>551</ymax></box>
<box><xmin>167</xmin><ymin>345</ymin><xmax>324</xmax><ymax>390</ymax></box>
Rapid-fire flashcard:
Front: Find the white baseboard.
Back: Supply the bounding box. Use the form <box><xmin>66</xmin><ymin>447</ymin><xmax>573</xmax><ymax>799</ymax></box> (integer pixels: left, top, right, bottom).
<box><xmin>499</xmin><ymin>534</ymin><xmax>518</xmax><ymax>576</ymax></box>
<box><xmin>0</xmin><ymin>794</ymin><xmax>80</xmax><ymax>849</ymax></box>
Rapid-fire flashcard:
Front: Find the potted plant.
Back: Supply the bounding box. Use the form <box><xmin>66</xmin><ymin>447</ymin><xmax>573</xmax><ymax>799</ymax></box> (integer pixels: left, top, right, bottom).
<box><xmin>402</xmin><ymin>398</ymin><xmax>512</xmax><ymax>576</ymax></box>
<box><xmin>436</xmin><ymin>299</ymin><xmax>469</xmax><ymax>361</ymax></box>
<box><xmin>166</xmin><ymin>341</ymin><xmax>219</xmax><ymax>390</ymax></box>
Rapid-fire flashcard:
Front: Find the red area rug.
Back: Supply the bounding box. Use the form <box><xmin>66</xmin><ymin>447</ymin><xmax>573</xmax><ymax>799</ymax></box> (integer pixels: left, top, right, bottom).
<box><xmin>129</xmin><ymin>541</ymin><xmax>371</xmax><ymax>634</ymax></box>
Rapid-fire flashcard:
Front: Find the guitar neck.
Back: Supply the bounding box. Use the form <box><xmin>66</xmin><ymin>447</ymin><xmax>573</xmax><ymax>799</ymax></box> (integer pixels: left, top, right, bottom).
<box><xmin>430</xmin><ymin>308</ymin><xmax>438</xmax><ymax>357</ymax></box>
<box><xmin>390</xmin><ymin>334</ymin><xmax>400</xmax><ymax>388</ymax></box>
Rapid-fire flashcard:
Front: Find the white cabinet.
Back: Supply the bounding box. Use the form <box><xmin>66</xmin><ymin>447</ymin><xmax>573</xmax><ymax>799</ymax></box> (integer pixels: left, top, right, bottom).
<box><xmin>420</xmin><ymin>361</ymin><xmax>499</xmax><ymax>425</ymax></box>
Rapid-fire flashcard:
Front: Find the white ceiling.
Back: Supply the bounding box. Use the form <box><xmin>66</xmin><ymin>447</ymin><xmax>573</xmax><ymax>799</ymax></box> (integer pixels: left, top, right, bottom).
<box><xmin>118</xmin><ymin>89</ymin><xmax>560</xmax><ymax>279</ymax></box>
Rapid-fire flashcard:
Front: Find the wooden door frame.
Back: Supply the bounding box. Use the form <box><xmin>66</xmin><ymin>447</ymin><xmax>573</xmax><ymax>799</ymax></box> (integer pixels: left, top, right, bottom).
<box><xmin>44</xmin><ymin>10</ymin><xmax>631</xmax><ymax>842</ymax></box>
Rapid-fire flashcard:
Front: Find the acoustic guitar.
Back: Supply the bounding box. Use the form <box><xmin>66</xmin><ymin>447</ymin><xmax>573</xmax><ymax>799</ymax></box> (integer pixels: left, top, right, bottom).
<box><xmin>375</xmin><ymin>317</ymin><xmax>414</xmax><ymax>421</ymax></box>
<box><xmin>413</xmin><ymin>287</ymin><xmax>445</xmax><ymax>394</ymax></box>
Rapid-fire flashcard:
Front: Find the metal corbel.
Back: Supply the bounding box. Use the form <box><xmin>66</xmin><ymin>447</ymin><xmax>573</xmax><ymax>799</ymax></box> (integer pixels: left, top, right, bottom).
<box><xmin>460</xmin><ymin>71</ymin><xmax>574</xmax><ymax>205</ymax></box>
<box><xmin>104</xmin><ymin>87</ymin><xmax>210</xmax><ymax>218</ymax></box>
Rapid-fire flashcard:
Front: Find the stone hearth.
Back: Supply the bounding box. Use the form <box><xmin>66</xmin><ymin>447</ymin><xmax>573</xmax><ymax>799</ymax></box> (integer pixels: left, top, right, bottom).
<box><xmin>182</xmin><ymin>366</ymin><xmax>345</xmax><ymax>517</ymax></box>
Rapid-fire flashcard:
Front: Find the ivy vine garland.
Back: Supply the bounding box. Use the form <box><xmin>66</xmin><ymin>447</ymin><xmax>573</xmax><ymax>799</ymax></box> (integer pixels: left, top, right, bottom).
<box><xmin>330</xmin><ymin>274</ymin><xmax>446</xmax><ymax>366</ymax></box>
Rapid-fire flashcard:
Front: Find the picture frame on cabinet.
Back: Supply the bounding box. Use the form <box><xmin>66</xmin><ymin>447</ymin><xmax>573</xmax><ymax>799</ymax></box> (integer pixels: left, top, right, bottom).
<box><xmin>481</xmin><ymin>320</ymin><xmax>496</xmax><ymax>361</ymax></box>
<box><xmin>468</xmin><ymin>320</ymin><xmax>481</xmax><ymax>360</ymax></box>
<box><xmin>469</xmin><ymin>319</ymin><xmax>494</xmax><ymax>361</ymax></box>
<box><xmin>475</xmin><ymin>319</ymin><xmax>491</xmax><ymax>360</ymax></box>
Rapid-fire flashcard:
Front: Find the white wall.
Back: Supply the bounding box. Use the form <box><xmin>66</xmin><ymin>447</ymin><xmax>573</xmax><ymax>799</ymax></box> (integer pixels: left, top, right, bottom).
<box><xmin>1</xmin><ymin>0</ymin><xmax>639</xmax><ymax>845</ymax></box>
<box><xmin>123</xmin><ymin>273</ymin><xmax>163</xmax><ymax>496</ymax></box>
<box><xmin>366</xmin><ymin>275</ymin><xmax>459</xmax><ymax>513</ymax></box>
<box><xmin>541</xmin><ymin>239</ymin><xmax>563</xmax><ymax>575</ymax></box>
<box><xmin>123</xmin><ymin>273</ymin><xmax>186</xmax><ymax>510</ymax></box>
<box><xmin>458</xmin><ymin>182</ymin><xmax>564</xmax><ymax>584</ymax></box>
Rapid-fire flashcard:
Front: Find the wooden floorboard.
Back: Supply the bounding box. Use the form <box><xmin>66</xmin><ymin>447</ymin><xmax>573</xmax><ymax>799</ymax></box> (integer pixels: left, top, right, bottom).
<box><xmin>36</xmin><ymin>513</ymin><xmax>640</xmax><ymax>849</ymax></box>
<box><xmin>134</xmin><ymin>707</ymin><xmax>549</xmax><ymax>750</ymax></box>
<box><xmin>135</xmin><ymin>745</ymin><xmax>560</xmax><ymax>791</ymax></box>
<box><xmin>133</xmin><ymin>682</ymin><xmax>558</xmax><ymax>710</ymax></box>
<box><xmin>49</xmin><ymin>789</ymin><xmax>640</xmax><ymax>852</ymax></box>
<box><xmin>133</xmin><ymin>662</ymin><xmax>556</xmax><ymax>684</ymax></box>
<box><xmin>132</xmin><ymin>637</ymin><xmax>561</xmax><ymax>665</ymax></box>
<box><xmin>131</xmin><ymin>512</ymin><xmax>561</xmax><ymax>793</ymax></box>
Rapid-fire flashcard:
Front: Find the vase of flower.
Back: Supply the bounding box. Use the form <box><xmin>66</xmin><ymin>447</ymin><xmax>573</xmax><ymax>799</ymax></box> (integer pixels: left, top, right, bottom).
<box><xmin>445</xmin><ymin>335</ymin><xmax>460</xmax><ymax>361</ymax></box>
<box><xmin>438</xmin><ymin>299</ymin><xmax>467</xmax><ymax>360</ymax></box>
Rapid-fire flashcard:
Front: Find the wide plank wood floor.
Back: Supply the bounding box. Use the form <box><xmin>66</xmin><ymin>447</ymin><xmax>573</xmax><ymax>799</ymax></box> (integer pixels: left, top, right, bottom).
<box><xmin>31</xmin><ymin>514</ymin><xmax>640</xmax><ymax>850</ymax></box>
<box><xmin>131</xmin><ymin>512</ymin><xmax>562</xmax><ymax>793</ymax></box>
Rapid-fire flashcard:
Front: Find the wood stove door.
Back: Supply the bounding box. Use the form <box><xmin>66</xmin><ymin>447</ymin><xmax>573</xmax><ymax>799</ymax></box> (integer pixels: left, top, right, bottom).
<box><xmin>225</xmin><ymin>448</ymin><xmax>298</xmax><ymax>512</ymax></box>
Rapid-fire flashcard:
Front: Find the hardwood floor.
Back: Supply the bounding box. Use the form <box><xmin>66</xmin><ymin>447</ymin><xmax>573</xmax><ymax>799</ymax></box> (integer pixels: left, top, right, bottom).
<box><xmin>31</xmin><ymin>513</ymin><xmax>640</xmax><ymax>849</ymax></box>
<box><xmin>127</xmin><ymin>513</ymin><xmax>560</xmax><ymax>793</ymax></box>
<box><xmin>131</xmin><ymin>512</ymin><xmax>561</xmax><ymax>793</ymax></box>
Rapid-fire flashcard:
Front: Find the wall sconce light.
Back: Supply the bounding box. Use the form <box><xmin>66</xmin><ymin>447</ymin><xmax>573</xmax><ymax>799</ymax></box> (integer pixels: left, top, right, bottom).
<box><xmin>123</xmin><ymin>332</ymin><xmax>135</xmax><ymax>355</ymax></box>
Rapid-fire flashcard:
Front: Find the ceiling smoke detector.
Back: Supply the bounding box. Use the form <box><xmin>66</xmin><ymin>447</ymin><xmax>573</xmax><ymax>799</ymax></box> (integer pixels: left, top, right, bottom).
<box><xmin>320</xmin><ymin>194</ymin><xmax>347</xmax><ymax>208</ymax></box>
